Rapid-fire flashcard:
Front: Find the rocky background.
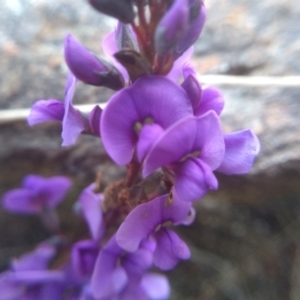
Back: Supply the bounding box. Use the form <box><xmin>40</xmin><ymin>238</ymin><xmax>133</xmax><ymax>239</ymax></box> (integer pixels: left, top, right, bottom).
<box><xmin>0</xmin><ymin>0</ymin><xmax>300</xmax><ymax>299</ymax></box>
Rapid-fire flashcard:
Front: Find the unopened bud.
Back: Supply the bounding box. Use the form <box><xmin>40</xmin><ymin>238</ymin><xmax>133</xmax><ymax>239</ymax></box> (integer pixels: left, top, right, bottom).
<box><xmin>154</xmin><ymin>0</ymin><xmax>189</xmax><ymax>55</ymax></box>
<box><xmin>114</xmin><ymin>50</ymin><xmax>152</xmax><ymax>82</ymax></box>
<box><xmin>88</xmin><ymin>0</ymin><xmax>135</xmax><ymax>23</ymax></box>
<box><xmin>64</xmin><ymin>34</ymin><xmax>125</xmax><ymax>90</ymax></box>
<box><xmin>116</xmin><ymin>22</ymin><xmax>139</xmax><ymax>51</ymax></box>
<box><xmin>181</xmin><ymin>74</ymin><xmax>202</xmax><ymax>111</ymax></box>
<box><xmin>175</xmin><ymin>0</ymin><xmax>206</xmax><ymax>57</ymax></box>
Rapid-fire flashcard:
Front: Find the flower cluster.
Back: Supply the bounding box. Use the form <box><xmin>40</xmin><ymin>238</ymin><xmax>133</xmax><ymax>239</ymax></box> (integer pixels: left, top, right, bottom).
<box><xmin>2</xmin><ymin>0</ymin><xmax>260</xmax><ymax>299</ymax></box>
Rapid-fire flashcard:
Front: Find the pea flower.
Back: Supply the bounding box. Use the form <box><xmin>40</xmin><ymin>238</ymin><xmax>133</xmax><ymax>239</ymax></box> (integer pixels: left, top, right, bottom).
<box><xmin>2</xmin><ymin>175</ymin><xmax>71</xmax><ymax>215</ymax></box>
<box><xmin>101</xmin><ymin>76</ymin><xmax>193</xmax><ymax>165</ymax></box>
<box><xmin>116</xmin><ymin>195</ymin><xmax>192</xmax><ymax>270</ymax></box>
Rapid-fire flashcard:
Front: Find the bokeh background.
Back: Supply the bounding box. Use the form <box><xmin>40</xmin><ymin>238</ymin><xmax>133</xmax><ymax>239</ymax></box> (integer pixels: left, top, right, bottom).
<box><xmin>0</xmin><ymin>0</ymin><xmax>300</xmax><ymax>299</ymax></box>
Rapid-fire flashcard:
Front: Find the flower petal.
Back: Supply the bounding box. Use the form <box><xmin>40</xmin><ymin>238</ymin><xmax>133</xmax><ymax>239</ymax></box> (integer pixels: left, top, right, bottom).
<box><xmin>27</xmin><ymin>99</ymin><xmax>64</xmax><ymax>126</ymax></box>
<box><xmin>79</xmin><ymin>184</ymin><xmax>104</xmax><ymax>241</ymax></box>
<box><xmin>194</xmin><ymin>86</ymin><xmax>225</xmax><ymax>116</ymax></box>
<box><xmin>141</xmin><ymin>273</ymin><xmax>170</xmax><ymax>300</ymax></box>
<box><xmin>62</xmin><ymin>73</ymin><xmax>88</xmax><ymax>146</ymax></box>
<box><xmin>91</xmin><ymin>235</ymin><xmax>127</xmax><ymax>299</ymax></box>
<box><xmin>101</xmin><ymin>76</ymin><xmax>192</xmax><ymax>165</ymax></box>
<box><xmin>174</xmin><ymin>158</ymin><xmax>218</xmax><ymax>202</ymax></box>
<box><xmin>217</xmin><ymin>130</ymin><xmax>260</xmax><ymax>174</ymax></box>
<box><xmin>153</xmin><ymin>228</ymin><xmax>190</xmax><ymax>270</ymax></box>
<box><xmin>136</xmin><ymin>124</ymin><xmax>164</xmax><ymax>162</ymax></box>
<box><xmin>116</xmin><ymin>195</ymin><xmax>191</xmax><ymax>252</ymax></box>
<box><xmin>143</xmin><ymin>112</ymin><xmax>224</xmax><ymax>177</ymax></box>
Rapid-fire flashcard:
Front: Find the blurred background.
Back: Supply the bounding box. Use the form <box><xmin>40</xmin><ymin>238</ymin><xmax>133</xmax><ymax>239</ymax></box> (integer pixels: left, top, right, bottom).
<box><xmin>0</xmin><ymin>0</ymin><xmax>300</xmax><ymax>299</ymax></box>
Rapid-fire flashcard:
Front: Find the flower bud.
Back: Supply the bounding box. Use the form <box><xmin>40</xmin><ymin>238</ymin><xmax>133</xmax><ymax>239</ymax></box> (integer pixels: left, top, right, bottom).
<box><xmin>154</xmin><ymin>0</ymin><xmax>189</xmax><ymax>55</ymax></box>
<box><xmin>64</xmin><ymin>34</ymin><xmax>125</xmax><ymax>90</ymax></box>
<box><xmin>116</xmin><ymin>22</ymin><xmax>139</xmax><ymax>51</ymax></box>
<box><xmin>88</xmin><ymin>0</ymin><xmax>135</xmax><ymax>23</ymax></box>
<box><xmin>175</xmin><ymin>0</ymin><xmax>206</xmax><ymax>57</ymax></box>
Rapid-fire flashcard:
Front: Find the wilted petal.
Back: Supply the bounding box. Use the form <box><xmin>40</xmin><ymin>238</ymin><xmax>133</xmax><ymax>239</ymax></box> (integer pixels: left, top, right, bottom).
<box><xmin>153</xmin><ymin>228</ymin><xmax>190</xmax><ymax>270</ymax></box>
<box><xmin>28</xmin><ymin>99</ymin><xmax>64</xmax><ymax>126</ymax></box>
<box><xmin>217</xmin><ymin>130</ymin><xmax>260</xmax><ymax>174</ymax></box>
<box><xmin>136</xmin><ymin>124</ymin><xmax>164</xmax><ymax>162</ymax></box>
<box><xmin>141</xmin><ymin>273</ymin><xmax>170</xmax><ymax>300</ymax></box>
<box><xmin>194</xmin><ymin>86</ymin><xmax>225</xmax><ymax>116</ymax></box>
<box><xmin>101</xmin><ymin>76</ymin><xmax>192</xmax><ymax>165</ymax></box>
<box><xmin>155</xmin><ymin>0</ymin><xmax>189</xmax><ymax>55</ymax></box>
<box><xmin>79</xmin><ymin>184</ymin><xmax>104</xmax><ymax>241</ymax></box>
<box><xmin>174</xmin><ymin>158</ymin><xmax>218</xmax><ymax>202</ymax></box>
<box><xmin>116</xmin><ymin>195</ymin><xmax>191</xmax><ymax>252</ymax></box>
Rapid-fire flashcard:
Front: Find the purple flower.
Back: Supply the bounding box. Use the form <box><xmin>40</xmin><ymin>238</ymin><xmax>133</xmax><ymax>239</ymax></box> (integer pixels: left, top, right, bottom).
<box><xmin>101</xmin><ymin>76</ymin><xmax>193</xmax><ymax>165</ymax></box>
<box><xmin>154</xmin><ymin>0</ymin><xmax>189</xmax><ymax>55</ymax></box>
<box><xmin>28</xmin><ymin>73</ymin><xmax>102</xmax><ymax>146</ymax></box>
<box><xmin>181</xmin><ymin>74</ymin><xmax>225</xmax><ymax>116</ymax></box>
<box><xmin>175</xmin><ymin>0</ymin><xmax>207</xmax><ymax>57</ymax></box>
<box><xmin>116</xmin><ymin>195</ymin><xmax>191</xmax><ymax>270</ymax></box>
<box><xmin>0</xmin><ymin>243</ymin><xmax>64</xmax><ymax>300</ymax></box>
<box><xmin>143</xmin><ymin>112</ymin><xmax>224</xmax><ymax>202</ymax></box>
<box><xmin>91</xmin><ymin>234</ymin><xmax>159</xmax><ymax>299</ymax></box>
<box><xmin>2</xmin><ymin>175</ymin><xmax>71</xmax><ymax>215</ymax></box>
<box><xmin>64</xmin><ymin>34</ymin><xmax>124</xmax><ymax>90</ymax></box>
<box><xmin>217</xmin><ymin>130</ymin><xmax>260</xmax><ymax>175</ymax></box>
<box><xmin>71</xmin><ymin>240</ymin><xmax>99</xmax><ymax>280</ymax></box>
<box><xmin>27</xmin><ymin>99</ymin><xmax>65</xmax><ymax>126</ymax></box>
<box><xmin>78</xmin><ymin>183</ymin><xmax>105</xmax><ymax>241</ymax></box>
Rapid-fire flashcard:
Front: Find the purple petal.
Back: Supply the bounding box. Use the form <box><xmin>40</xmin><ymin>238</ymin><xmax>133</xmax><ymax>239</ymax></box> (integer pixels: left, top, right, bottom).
<box><xmin>33</xmin><ymin>176</ymin><xmax>72</xmax><ymax>209</ymax></box>
<box><xmin>65</xmin><ymin>34</ymin><xmax>106</xmax><ymax>85</ymax></box>
<box><xmin>116</xmin><ymin>195</ymin><xmax>191</xmax><ymax>252</ymax></box>
<box><xmin>62</xmin><ymin>73</ymin><xmax>88</xmax><ymax>146</ymax></box>
<box><xmin>181</xmin><ymin>74</ymin><xmax>202</xmax><ymax>111</ymax></box>
<box><xmin>155</xmin><ymin>0</ymin><xmax>189</xmax><ymax>55</ymax></box>
<box><xmin>0</xmin><ymin>272</ymin><xmax>24</xmax><ymax>300</ymax></box>
<box><xmin>141</xmin><ymin>273</ymin><xmax>170</xmax><ymax>300</ymax></box>
<box><xmin>27</xmin><ymin>99</ymin><xmax>64</xmax><ymax>126</ymax></box>
<box><xmin>143</xmin><ymin>112</ymin><xmax>224</xmax><ymax>177</ymax></box>
<box><xmin>88</xmin><ymin>105</ymin><xmax>102</xmax><ymax>136</ymax></box>
<box><xmin>194</xmin><ymin>86</ymin><xmax>225</xmax><ymax>116</ymax></box>
<box><xmin>2</xmin><ymin>189</ymin><xmax>42</xmax><ymax>214</ymax></box>
<box><xmin>217</xmin><ymin>130</ymin><xmax>260</xmax><ymax>175</ymax></box>
<box><xmin>71</xmin><ymin>240</ymin><xmax>99</xmax><ymax>278</ymax></box>
<box><xmin>101</xmin><ymin>76</ymin><xmax>193</xmax><ymax>165</ymax></box>
<box><xmin>180</xmin><ymin>207</ymin><xmax>196</xmax><ymax>225</ymax></box>
<box><xmin>12</xmin><ymin>244</ymin><xmax>56</xmax><ymax>272</ymax></box>
<box><xmin>122</xmin><ymin>248</ymin><xmax>153</xmax><ymax>277</ymax></box>
<box><xmin>175</xmin><ymin>1</ymin><xmax>206</xmax><ymax>57</ymax></box>
<box><xmin>166</xmin><ymin>46</ymin><xmax>193</xmax><ymax>82</ymax></box>
<box><xmin>79</xmin><ymin>184</ymin><xmax>104</xmax><ymax>241</ymax></box>
<box><xmin>91</xmin><ymin>235</ymin><xmax>127</xmax><ymax>299</ymax></box>
<box><xmin>136</xmin><ymin>124</ymin><xmax>164</xmax><ymax>162</ymax></box>
<box><xmin>153</xmin><ymin>228</ymin><xmax>190</xmax><ymax>270</ymax></box>
<box><xmin>9</xmin><ymin>270</ymin><xmax>64</xmax><ymax>284</ymax></box>
<box><xmin>102</xmin><ymin>30</ymin><xmax>129</xmax><ymax>83</ymax></box>
<box><xmin>174</xmin><ymin>158</ymin><xmax>218</xmax><ymax>202</ymax></box>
